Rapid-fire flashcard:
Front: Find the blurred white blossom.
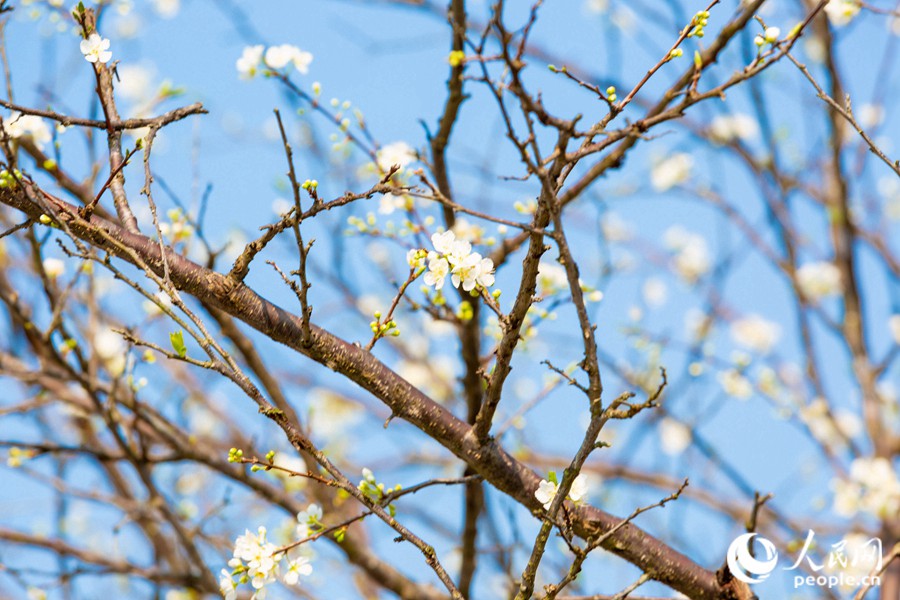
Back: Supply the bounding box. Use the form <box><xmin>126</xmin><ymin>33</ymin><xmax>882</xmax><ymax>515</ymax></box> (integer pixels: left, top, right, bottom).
<box><xmin>664</xmin><ymin>226</ymin><xmax>710</xmax><ymax>283</ymax></box>
<box><xmin>376</xmin><ymin>141</ymin><xmax>416</xmax><ymax>173</ymax></box>
<box><xmin>709</xmin><ymin>114</ymin><xmax>759</xmax><ymax>143</ymax></box>
<box><xmin>858</xmin><ymin>104</ymin><xmax>884</xmax><ymax>128</ymax></box>
<box><xmin>730</xmin><ymin>314</ymin><xmax>781</xmax><ymax>354</ymax></box>
<box><xmin>824</xmin><ymin>0</ymin><xmax>861</xmax><ymax>26</ymax></box>
<box><xmin>642</xmin><ymin>278</ymin><xmax>668</xmax><ymax>308</ymax></box>
<box><xmin>42</xmin><ymin>257</ymin><xmax>65</xmax><ymax>279</ymax></box>
<box><xmin>797</xmin><ymin>261</ymin><xmax>842</xmax><ymax>300</ymax></box>
<box><xmin>94</xmin><ymin>329</ymin><xmax>127</xmax><ymax>376</ymax></box>
<box><xmin>2</xmin><ymin>113</ymin><xmax>51</xmax><ymax>150</ymax></box>
<box><xmin>889</xmin><ymin>315</ymin><xmax>900</xmax><ymax>345</ymax></box>
<box><xmin>378</xmin><ymin>193</ymin><xmax>411</xmax><ymax>214</ymax></box>
<box><xmin>651</xmin><ymin>153</ymin><xmax>693</xmax><ymax>191</ymax></box>
<box><xmin>584</xmin><ymin>0</ymin><xmax>608</xmax><ymax>14</ymax></box>
<box><xmin>718</xmin><ymin>369</ymin><xmax>753</xmax><ymax>399</ymax></box>
<box><xmin>153</xmin><ymin>0</ymin><xmax>179</xmax><ymax>18</ymax></box>
<box><xmin>601</xmin><ymin>212</ymin><xmax>633</xmax><ymax>242</ymax></box>
<box><xmin>660</xmin><ymin>418</ymin><xmax>691</xmax><ymax>455</ymax></box>
<box><xmin>451</xmin><ymin>218</ymin><xmax>485</xmax><ymax>244</ymax></box>
<box><xmin>116</xmin><ymin>64</ymin><xmax>154</xmax><ymax>103</ymax></box>
<box><xmin>832</xmin><ymin>457</ymin><xmax>900</xmax><ymax>518</ymax></box>
<box><xmin>236</xmin><ymin>45</ymin><xmax>265</xmax><ymax>79</ymax></box>
<box><xmin>800</xmin><ymin>399</ymin><xmax>861</xmax><ymax>448</ymax></box>
<box><xmin>537</xmin><ymin>262</ymin><xmax>568</xmax><ymax>296</ymax></box>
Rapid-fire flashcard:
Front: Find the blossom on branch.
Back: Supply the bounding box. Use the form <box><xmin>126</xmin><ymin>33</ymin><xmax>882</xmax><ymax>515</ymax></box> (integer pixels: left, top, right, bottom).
<box><xmin>1</xmin><ymin>113</ymin><xmax>52</xmax><ymax>151</ymax></box>
<box><xmin>80</xmin><ymin>33</ymin><xmax>112</xmax><ymax>64</ymax></box>
<box><xmin>264</xmin><ymin>44</ymin><xmax>313</xmax><ymax>73</ymax></box>
<box><xmin>534</xmin><ymin>473</ymin><xmax>589</xmax><ymax>510</ymax></box>
<box><xmin>419</xmin><ymin>231</ymin><xmax>495</xmax><ymax>293</ymax></box>
<box><xmin>237</xmin><ymin>45</ymin><xmax>265</xmax><ymax>79</ymax></box>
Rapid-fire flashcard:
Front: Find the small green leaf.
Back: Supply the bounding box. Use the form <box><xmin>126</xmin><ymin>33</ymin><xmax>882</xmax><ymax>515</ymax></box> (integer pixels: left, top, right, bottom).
<box><xmin>170</xmin><ymin>330</ymin><xmax>187</xmax><ymax>358</ymax></box>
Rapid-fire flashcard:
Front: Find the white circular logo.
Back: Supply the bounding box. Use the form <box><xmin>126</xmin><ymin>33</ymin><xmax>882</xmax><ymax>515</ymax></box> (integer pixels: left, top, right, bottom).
<box><xmin>727</xmin><ymin>533</ymin><xmax>778</xmax><ymax>584</ymax></box>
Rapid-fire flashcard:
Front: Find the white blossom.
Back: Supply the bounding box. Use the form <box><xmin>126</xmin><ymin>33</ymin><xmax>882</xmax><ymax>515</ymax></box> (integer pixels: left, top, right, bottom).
<box><xmin>2</xmin><ymin>113</ymin><xmax>52</xmax><ymax>150</ymax></box>
<box><xmin>282</xmin><ymin>557</ymin><xmax>313</xmax><ymax>585</ymax></box>
<box><xmin>709</xmin><ymin>114</ymin><xmax>759</xmax><ymax>143</ymax></box>
<box><xmin>236</xmin><ymin>45</ymin><xmax>265</xmax><ymax>79</ymax></box>
<box><xmin>800</xmin><ymin>400</ymin><xmax>861</xmax><ymax>447</ymax></box>
<box><xmin>376</xmin><ymin>141</ymin><xmax>416</xmax><ymax>173</ymax></box>
<box><xmin>264</xmin><ymin>44</ymin><xmax>313</xmax><ymax>73</ymax></box>
<box><xmin>660</xmin><ymin>418</ymin><xmax>691</xmax><ymax>455</ymax></box>
<box><xmin>218</xmin><ymin>569</ymin><xmax>237</xmax><ymax>600</ymax></box>
<box><xmin>407</xmin><ymin>249</ymin><xmax>426</xmax><ymax>270</ymax></box>
<box><xmin>153</xmin><ymin>0</ymin><xmax>180</xmax><ymax>18</ymax></box>
<box><xmin>858</xmin><ymin>104</ymin><xmax>884</xmax><ymax>128</ymax></box>
<box><xmin>832</xmin><ymin>457</ymin><xmax>900</xmax><ymax>518</ymax></box>
<box><xmin>450</xmin><ymin>252</ymin><xmax>494</xmax><ymax>292</ymax></box>
<box><xmin>584</xmin><ymin>0</ymin><xmax>608</xmax><ymax>14</ymax></box>
<box><xmin>378</xmin><ymin>193</ymin><xmax>411</xmax><ymax>214</ymax></box>
<box><xmin>642</xmin><ymin>278</ymin><xmax>668</xmax><ymax>308</ymax></box>
<box><xmin>232</xmin><ymin>527</ymin><xmax>282</xmax><ymax>593</ymax></box>
<box><xmin>718</xmin><ymin>369</ymin><xmax>753</xmax><ymax>399</ymax></box>
<box><xmin>309</xmin><ymin>388</ymin><xmax>362</xmax><ymax>439</ymax></box>
<box><xmin>422</xmin><ymin>231</ymin><xmax>494</xmax><ymax>292</ymax></box>
<box><xmin>80</xmin><ymin>33</ymin><xmax>112</xmax><ymax>64</ymax></box>
<box><xmin>797</xmin><ymin>261</ymin><xmax>842</xmax><ymax>300</ymax></box>
<box><xmin>664</xmin><ymin>226</ymin><xmax>710</xmax><ymax>283</ymax></box>
<box><xmin>824</xmin><ymin>0</ymin><xmax>861</xmax><ymax>26</ymax></box>
<box><xmin>600</xmin><ymin>212</ymin><xmax>633</xmax><ymax>241</ymax></box>
<box><xmin>730</xmin><ymin>314</ymin><xmax>781</xmax><ymax>354</ymax></box>
<box><xmin>42</xmin><ymin>257</ymin><xmax>65</xmax><ymax>279</ymax></box>
<box><xmin>142</xmin><ymin>291</ymin><xmax>173</xmax><ymax>316</ymax></box>
<box><xmin>424</xmin><ymin>252</ymin><xmax>450</xmax><ymax>290</ymax></box>
<box><xmin>361</xmin><ymin>467</ymin><xmax>376</xmax><ymax>484</ymax></box>
<box><xmin>296</xmin><ymin>503</ymin><xmax>322</xmax><ymax>538</ymax></box>
<box><xmin>450</xmin><ymin>218</ymin><xmax>485</xmax><ymax>244</ymax></box>
<box><xmin>116</xmin><ymin>64</ymin><xmax>154</xmax><ymax>103</ymax></box>
<box><xmin>651</xmin><ymin>153</ymin><xmax>692</xmax><ymax>191</ymax></box>
<box><xmin>94</xmin><ymin>329</ymin><xmax>126</xmax><ymax>376</ymax></box>
<box><xmin>534</xmin><ymin>474</ymin><xmax>589</xmax><ymax>510</ymax></box>
<box><xmin>537</xmin><ymin>262</ymin><xmax>568</xmax><ymax>296</ymax></box>
<box><xmin>889</xmin><ymin>315</ymin><xmax>900</xmax><ymax>345</ymax></box>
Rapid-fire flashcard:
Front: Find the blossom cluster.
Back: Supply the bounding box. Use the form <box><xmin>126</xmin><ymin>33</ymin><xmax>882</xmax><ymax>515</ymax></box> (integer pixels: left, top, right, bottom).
<box><xmin>237</xmin><ymin>44</ymin><xmax>313</xmax><ymax>79</ymax></box>
<box><xmin>832</xmin><ymin>457</ymin><xmax>900</xmax><ymax>519</ymax></box>
<box><xmin>2</xmin><ymin>113</ymin><xmax>52</xmax><ymax>151</ymax></box>
<box><xmin>220</xmin><ymin>521</ymin><xmax>313</xmax><ymax>600</ymax></box>
<box><xmin>412</xmin><ymin>231</ymin><xmax>495</xmax><ymax>293</ymax></box>
<box><xmin>663</xmin><ymin>226</ymin><xmax>710</xmax><ymax>283</ymax></box>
